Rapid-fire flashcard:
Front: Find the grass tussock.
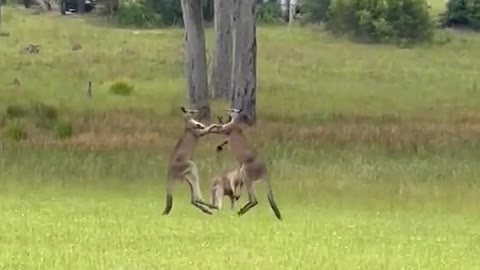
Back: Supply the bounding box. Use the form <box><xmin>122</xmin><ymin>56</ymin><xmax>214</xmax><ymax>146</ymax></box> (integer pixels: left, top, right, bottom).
<box><xmin>4</xmin><ymin>121</ymin><xmax>28</xmax><ymax>141</ymax></box>
<box><xmin>108</xmin><ymin>79</ymin><xmax>134</xmax><ymax>96</ymax></box>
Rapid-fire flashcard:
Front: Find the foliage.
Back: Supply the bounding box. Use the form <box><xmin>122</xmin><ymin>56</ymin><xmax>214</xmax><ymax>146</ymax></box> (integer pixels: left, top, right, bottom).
<box><xmin>113</xmin><ymin>0</ymin><xmax>163</xmax><ymax>28</ymax></box>
<box><xmin>301</xmin><ymin>0</ymin><xmax>332</xmax><ymax>23</ymax></box>
<box><xmin>326</xmin><ymin>0</ymin><xmax>434</xmax><ymax>44</ymax></box>
<box><xmin>109</xmin><ymin>80</ymin><xmax>134</xmax><ymax>96</ymax></box>
<box><xmin>256</xmin><ymin>0</ymin><xmax>284</xmax><ymax>23</ymax></box>
<box><xmin>440</xmin><ymin>0</ymin><xmax>480</xmax><ymax>30</ymax></box>
<box><xmin>5</xmin><ymin>102</ymin><xmax>57</xmax><ymax>121</ymax></box>
<box><xmin>113</xmin><ymin>0</ymin><xmax>288</xmax><ymax>28</ymax></box>
<box><xmin>6</xmin><ymin>104</ymin><xmax>28</xmax><ymax>118</ymax></box>
<box><xmin>113</xmin><ymin>0</ymin><xmax>214</xmax><ymax>28</ymax></box>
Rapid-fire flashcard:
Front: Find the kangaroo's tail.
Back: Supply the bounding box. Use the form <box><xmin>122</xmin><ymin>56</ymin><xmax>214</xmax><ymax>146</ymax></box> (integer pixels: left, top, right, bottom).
<box><xmin>264</xmin><ymin>173</ymin><xmax>282</xmax><ymax>220</ymax></box>
<box><xmin>162</xmin><ymin>173</ymin><xmax>174</xmax><ymax>215</ymax></box>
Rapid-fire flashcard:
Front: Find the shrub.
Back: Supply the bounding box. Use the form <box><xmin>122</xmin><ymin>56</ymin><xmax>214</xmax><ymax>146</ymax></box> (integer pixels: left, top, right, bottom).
<box><xmin>114</xmin><ymin>0</ymin><xmax>163</xmax><ymax>28</ymax></box>
<box><xmin>301</xmin><ymin>0</ymin><xmax>332</xmax><ymax>24</ymax></box>
<box><xmin>6</xmin><ymin>104</ymin><xmax>28</xmax><ymax>118</ymax></box>
<box><xmin>113</xmin><ymin>0</ymin><xmax>214</xmax><ymax>28</ymax></box>
<box><xmin>109</xmin><ymin>80</ymin><xmax>134</xmax><ymax>96</ymax></box>
<box><xmin>440</xmin><ymin>0</ymin><xmax>480</xmax><ymax>30</ymax></box>
<box><xmin>257</xmin><ymin>0</ymin><xmax>284</xmax><ymax>23</ymax></box>
<box><xmin>326</xmin><ymin>0</ymin><xmax>434</xmax><ymax>44</ymax></box>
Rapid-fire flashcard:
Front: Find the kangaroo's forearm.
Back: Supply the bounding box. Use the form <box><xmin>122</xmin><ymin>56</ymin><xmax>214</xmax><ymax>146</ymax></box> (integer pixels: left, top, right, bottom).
<box><xmin>217</xmin><ymin>140</ymin><xmax>229</xmax><ymax>148</ymax></box>
<box><xmin>199</xmin><ymin>124</ymin><xmax>222</xmax><ymax>137</ymax></box>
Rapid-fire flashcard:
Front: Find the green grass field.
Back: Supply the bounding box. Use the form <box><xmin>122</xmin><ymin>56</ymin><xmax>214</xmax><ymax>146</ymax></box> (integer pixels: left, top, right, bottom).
<box><xmin>1</xmin><ymin>1</ymin><xmax>480</xmax><ymax>269</ymax></box>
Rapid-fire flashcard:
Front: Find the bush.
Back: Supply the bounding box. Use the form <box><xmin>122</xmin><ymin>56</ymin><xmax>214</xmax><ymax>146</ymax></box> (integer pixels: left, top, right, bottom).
<box><xmin>301</xmin><ymin>0</ymin><xmax>332</xmax><ymax>23</ymax></box>
<box><xmin>326</xmin><ymin>0</ymin><xmax>434</xmax><ymax>44</ymax></box>
<box><xmin>6</xmin><ymin>104</ymin><xmax>28</xmax><ymax>118</ymax></box>
<box><xmin>109</xmin><ymin>80</ymin><xmax>134</xmax><ymax>96</ymax></box>
<box><xmin>440</xmin><ymin>0</ymin><xmax>480</xmax><ymax>30</ymax></box>
<box><xmin>257</xmin><ymin>0</ymin><xmax>284</xmax><ymax>23</ymax></box>
<box><xmin>114</xmin><ymin>0</ymin><xmax>163</xmax><ymax>28</ymax></box>
<box><xmin>113</xmin><ymin>0</ymin><xmax>214</xmax><ymax>28</ymax></box>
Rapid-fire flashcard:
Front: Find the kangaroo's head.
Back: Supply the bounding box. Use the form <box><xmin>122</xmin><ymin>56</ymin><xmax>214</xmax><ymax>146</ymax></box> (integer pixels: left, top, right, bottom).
<box><xmin>180</xmin><ymin>106</ymin><xmax>206</xmax><ymax>130</ymax></box>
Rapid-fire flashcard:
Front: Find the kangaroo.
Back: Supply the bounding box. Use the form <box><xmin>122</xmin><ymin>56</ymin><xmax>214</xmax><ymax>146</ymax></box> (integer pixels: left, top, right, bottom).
<box><xmin>210</xmin><ymin>109</ymin><xmax>282</xmax><ymax>220</ymax></box>
<box><xmin>210</xmin><ymin>167</ymin><xmax>244</xmax><ymax>211</ymax></box>
<box><xmin>162</xmin><ymin>107</ymin><xmax>222</xmax><ymax>216</ymax></box>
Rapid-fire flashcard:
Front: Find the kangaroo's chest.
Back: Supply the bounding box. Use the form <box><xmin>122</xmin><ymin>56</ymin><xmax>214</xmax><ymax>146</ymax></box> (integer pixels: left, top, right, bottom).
<box><xmin>228</xmin><ymin>133</ymin><xmax>255</xmax><ymax>163</ymax></box>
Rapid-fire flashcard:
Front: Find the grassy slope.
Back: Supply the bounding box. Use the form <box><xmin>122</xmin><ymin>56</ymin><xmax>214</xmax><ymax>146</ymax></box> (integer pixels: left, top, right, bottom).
<box><xmin>1</xmin><ymin>4</ymin><xmax>480</xmax><ymax>122</ymax></box>
<box><xmin>1</xmin><ymin>1</ymin><xmax>480</xmax><ymax>269</ymax></box>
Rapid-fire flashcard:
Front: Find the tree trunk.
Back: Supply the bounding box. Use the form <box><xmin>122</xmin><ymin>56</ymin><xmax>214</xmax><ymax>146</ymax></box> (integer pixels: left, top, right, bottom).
<box><xmin>78</xmin><ymin>0</ymin><xmax>85</xmax><ymax>13</ymax></box>
<box><xmin>230</xmin><ymin>0</ymin><xmax>257</xmax><ymax>126</ymax></box>
<box><xmin>181</xmin><ymin>0</ymin><xmax>211</xmax><ymax>120</ymax></box>
<box><xmin>23</xmin><ymin>0</ymin><xmax>31</xmax><ymax>8</ymax></box>
<box><xmin>288</xmin><ymin>0</ymin><xmax>295</xmax><ymax>28</ymax></box>
<box><xmin>211</xmin><ymin>0</ymin><xmax>233</xmax><ymax>100</ymax></box>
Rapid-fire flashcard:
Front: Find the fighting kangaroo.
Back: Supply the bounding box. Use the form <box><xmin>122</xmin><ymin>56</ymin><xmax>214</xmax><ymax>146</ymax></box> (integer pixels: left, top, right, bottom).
<box><xmin>162</xmin><ymin>107</ymin><xmax>221</xmax><ymax>216</ymax></box>
<box><xmin>210</xmin><ymin>167</ymin><xmax>244</xmax><ymax>211</ymax></box>
<box><xmin>211</xmin><ymin>109</ymin><xmax>282</xmax><ymax>220</ymax></box>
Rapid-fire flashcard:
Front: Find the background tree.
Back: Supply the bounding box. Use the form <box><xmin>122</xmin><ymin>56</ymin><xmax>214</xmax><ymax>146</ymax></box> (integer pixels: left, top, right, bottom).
<box><xmin>440</xmin><ymin>0</ymin><xmax>480</xmax><ymax>30</ymax></box>
<box><xmin>78</xmin><ymin>0</ymin><xmax>85</xmax><ymax>13</ymax></box>
<box><xmin>230</xmin><ymin>0</ymin><xmax>257</xmax><ymax>125</ymax></box>
<box><xmin>211</xmin><ymin>0</ymin><xmax>233</xmax><ymax>100</ymax></box>
<box><xmin>181</xmin><ymin>0</ymin><xmax>211</xmax><ymax>120</ymax></box>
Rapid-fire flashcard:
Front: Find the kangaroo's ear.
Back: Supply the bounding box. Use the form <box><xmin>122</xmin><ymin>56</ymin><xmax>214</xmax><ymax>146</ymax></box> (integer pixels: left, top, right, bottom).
<box><xmin>217</xmin><ymin>116</ymin><xmax>224</xmax><ymax>124</ymax></box>
<box><xmin>180</xmin><ymin>106</ymin><xmax>187</xmax><ymax>113</ymax></box>
<box><xmin>238</xmin><ymin>109</ymin><xmax>243</xmax><ymax>114</ymax></box>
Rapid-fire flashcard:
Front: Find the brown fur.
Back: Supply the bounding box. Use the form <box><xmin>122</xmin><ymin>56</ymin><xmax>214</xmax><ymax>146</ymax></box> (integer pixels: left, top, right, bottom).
<box><xmin>210</xmin><ymin>168</ymin><xmax>244</xmax><ymax>210</ymax></box>
<box><xmin>162</xmin><ymin>107</ymin><xmax>222</xmax><ymax>216</ymax></box>
<box><xmin>211</xmin><ymin>109</ymin><xmax>282</xmax><ymax>220</ymax></box>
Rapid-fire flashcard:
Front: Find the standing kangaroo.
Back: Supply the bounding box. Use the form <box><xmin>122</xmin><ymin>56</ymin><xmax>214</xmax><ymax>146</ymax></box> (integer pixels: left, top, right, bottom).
<box><xmin>211</xmin><ymin>109</ymin><xmax>282</xmax><ymax>220</ymax></box>
<box><xmin>162</xmin><ymin>107</ymin><xmax>221</xmax><ymax>215</ymax></box>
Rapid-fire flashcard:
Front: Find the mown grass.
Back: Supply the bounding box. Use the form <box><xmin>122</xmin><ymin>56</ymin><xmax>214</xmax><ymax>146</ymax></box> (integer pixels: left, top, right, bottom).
<box><xmin>1</xmin><ymin>146</ymin><xmax>480</xmax><ymax>269</ymax></box>
<box><xmin>1</xmin><ymin>1</ymin><xmax>480</xmax><ymax>269</ymax></box>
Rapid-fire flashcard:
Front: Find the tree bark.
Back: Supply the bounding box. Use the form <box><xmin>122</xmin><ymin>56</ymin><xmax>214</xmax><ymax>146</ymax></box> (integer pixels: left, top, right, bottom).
<box><xmin>211</xmin><ymin>0</ymin><xmax>233</xmax><ymax>100</ymax></box>
<box><xmin>181</xmin><ymin>0</ymin><xmax>211</xmax><ymax>120</ymax></box>
<box><xmin>288</xmin><ymin>0</ymin><xmax>295</xmax><ymax>29</ymax></box>
<box><xmin>230</xmin><ymin>0</ymin><xmax>257</xmax><ymax>126</ymax></box>
<box><xmin>78</xmin><ymin>0</ymin><xmax>85</xmax><ymax>13</ymax></box>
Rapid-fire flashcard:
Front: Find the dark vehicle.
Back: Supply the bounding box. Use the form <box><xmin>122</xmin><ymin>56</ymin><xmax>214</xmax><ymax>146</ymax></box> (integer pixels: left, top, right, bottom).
<box><xmin>59</xmin><ymin>0</ymin><xmax>96</xmax><ymax>14</ymax></box>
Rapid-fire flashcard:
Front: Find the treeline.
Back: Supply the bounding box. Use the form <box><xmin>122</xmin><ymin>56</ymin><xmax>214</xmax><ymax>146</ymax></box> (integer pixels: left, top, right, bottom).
<box><xmin>112</xmin><ymin>0</ymin><xmax>283</xmax><ymax>27</ymax></box>
<box><xmin>111</xmin><ymin>0</ymin><xmax>480</xmax><ymax>45</ymax></box>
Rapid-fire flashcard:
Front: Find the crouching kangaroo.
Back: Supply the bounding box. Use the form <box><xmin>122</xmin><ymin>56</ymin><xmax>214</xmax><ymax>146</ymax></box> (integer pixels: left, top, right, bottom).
<box><xmin>210</xmin><ymin>167</ymin><xmax>244</xmax><ymax>211</ymax></box>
